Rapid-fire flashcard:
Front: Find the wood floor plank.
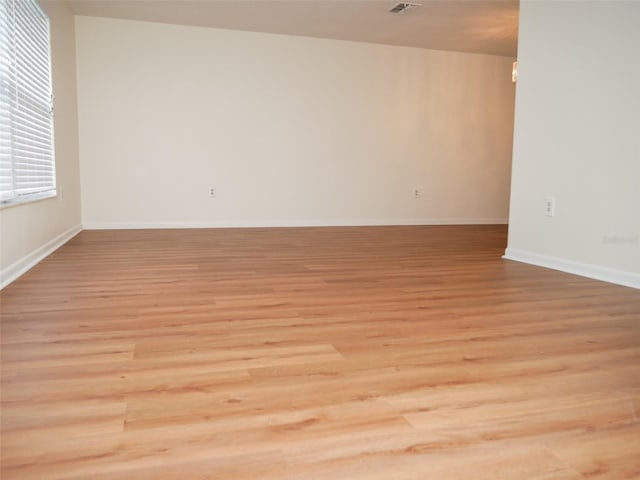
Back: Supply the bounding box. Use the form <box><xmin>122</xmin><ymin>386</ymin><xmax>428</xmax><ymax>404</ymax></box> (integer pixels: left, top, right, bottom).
<box><xmin>1</xmin><ymin>399</ymin><xmax>126</xmax><ymax>442</ymax></box>
<box><xmin>1</xmin><ymin>225</ymin><xmax>639</xmax><ymax>479</ymax></box>
<box><xmin>545</xmin><ymin>424</ymin><xmax>640</xmax><ymax>479</ymax></box>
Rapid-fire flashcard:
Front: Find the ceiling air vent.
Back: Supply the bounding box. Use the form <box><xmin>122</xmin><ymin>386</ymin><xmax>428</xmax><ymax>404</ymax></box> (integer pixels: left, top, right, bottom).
<box><xmin>388</xmin><ymin>2</ymin><xmax>421</xmax><ymax>14</ymax></box>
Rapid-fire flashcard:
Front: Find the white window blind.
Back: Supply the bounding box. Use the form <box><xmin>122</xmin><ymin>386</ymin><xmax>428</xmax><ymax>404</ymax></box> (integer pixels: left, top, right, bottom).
<box><xmin>0</xmin><ymin>0</ymin><xmax>55</xmax><ymax>206</ymax></box>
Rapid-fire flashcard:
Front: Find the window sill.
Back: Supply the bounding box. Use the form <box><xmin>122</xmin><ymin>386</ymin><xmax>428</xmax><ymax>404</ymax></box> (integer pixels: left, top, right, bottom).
<box><xmin>0</xmin><ymin>191</ymin><xmax>58</xmax><ymax>210</ymax></box>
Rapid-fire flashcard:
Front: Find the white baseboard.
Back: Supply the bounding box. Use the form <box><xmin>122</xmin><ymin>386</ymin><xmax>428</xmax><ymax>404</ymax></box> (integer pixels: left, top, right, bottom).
<box><xmin>82</xmin><ymin>218</ymin><xmax>508</xmax><ymax>230</ymax></box>
<box><xmin>503</xmin><ymin>248</ymin><xmax>640</xmax><ymax>290</ymax></box>
<box><xmin>0</xmin><ymin>224</ymin><xmax>82</xmax><ymax>290</ymax></box>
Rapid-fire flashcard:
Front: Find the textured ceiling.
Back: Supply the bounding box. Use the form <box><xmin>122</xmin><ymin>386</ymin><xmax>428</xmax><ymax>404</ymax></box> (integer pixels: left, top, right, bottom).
<box><xmin>67</xmin><ymin>0</ymin><xmax>519</xmax><ymax>57</ymax></box>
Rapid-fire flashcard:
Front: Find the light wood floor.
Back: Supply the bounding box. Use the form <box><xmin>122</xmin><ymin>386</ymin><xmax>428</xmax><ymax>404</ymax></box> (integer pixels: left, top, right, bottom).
<box><xmin>1</xmin><ymin>226</ymin><xmax>639</xmax><ymax>479</ymax></box>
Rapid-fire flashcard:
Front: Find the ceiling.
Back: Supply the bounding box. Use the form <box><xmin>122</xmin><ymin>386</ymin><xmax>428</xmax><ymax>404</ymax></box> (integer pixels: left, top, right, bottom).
<box><xmin>67</xmin><ymin>0</ymin><xmax>519</xmax><ymax>57</ymax></box>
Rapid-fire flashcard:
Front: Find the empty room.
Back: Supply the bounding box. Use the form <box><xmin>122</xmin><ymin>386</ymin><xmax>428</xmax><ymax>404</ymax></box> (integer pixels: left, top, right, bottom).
<box><xmin>1</xmin><ymin>0</ymin><xmax>639</xmax><ymax>478</ymax></box>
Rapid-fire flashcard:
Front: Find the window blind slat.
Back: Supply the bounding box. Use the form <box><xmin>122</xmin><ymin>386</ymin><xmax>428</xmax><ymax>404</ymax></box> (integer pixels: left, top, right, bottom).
<box><xmin>13</xmin><ymin>106</ymin><xmax>52</xmax><ymax>131</ymax></box>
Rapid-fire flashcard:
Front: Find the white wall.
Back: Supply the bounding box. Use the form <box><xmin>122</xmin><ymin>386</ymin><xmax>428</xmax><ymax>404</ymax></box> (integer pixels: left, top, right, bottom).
<box><xmin>0</xmin><ymin>0</ymin><xmax>81</xmax><ymax>286</ymax></box>
<box><xmin>505</xmin><ymin>0</ymin><xmax>640</xmax><ymax>288</ymax></box>
<box><xmin>75</xmin><ymin>16</ymin><xmax>516</xmax><ymax>228</ymax></box>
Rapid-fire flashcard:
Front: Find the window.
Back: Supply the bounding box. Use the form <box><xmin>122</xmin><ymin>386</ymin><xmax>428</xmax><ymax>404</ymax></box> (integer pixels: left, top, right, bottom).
<box><xmin>0</xmin><ymin>0</ymin><xmax>55</xmax><ymax>207</ymax></box>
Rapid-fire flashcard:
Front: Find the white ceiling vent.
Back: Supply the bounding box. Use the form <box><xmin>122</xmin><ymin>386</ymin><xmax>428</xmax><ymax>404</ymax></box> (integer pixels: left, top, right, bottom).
<box><xmin>388</xmin><ymin>2</ymin><xmax>422</xmax><ymax>14</ymax></box>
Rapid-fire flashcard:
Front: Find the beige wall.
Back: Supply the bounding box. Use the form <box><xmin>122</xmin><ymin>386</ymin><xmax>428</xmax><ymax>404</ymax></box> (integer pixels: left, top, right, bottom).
<box><xmin>506</xmin><ymin>1</ymin><xmax>640</xmax><ymax>287</ymax></box>
<box><xmin>75</xmin><ymin>16</ymin><xmax>516</xmax><ymax>228</ymax></box>
<box><xmin>0</xmin><ymin>1</ymin><xmax>81</xmax><ymax>280</ymax></box>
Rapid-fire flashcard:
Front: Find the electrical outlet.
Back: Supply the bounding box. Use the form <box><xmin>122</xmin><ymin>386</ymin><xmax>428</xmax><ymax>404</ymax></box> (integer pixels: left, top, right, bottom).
<box><xmin>209</xmin><ymin>187</ymin><xmax>216</xmax><ymax>198</ymax></box>
<box><xmin>545</xmin><ymin>196</ymin><xmax>555</xmax><ymax>217</ymax></box>
<box><xmin>413</xmin><ymin>188</ymin><xmax>421</xmax><ymax>199</ymax></box>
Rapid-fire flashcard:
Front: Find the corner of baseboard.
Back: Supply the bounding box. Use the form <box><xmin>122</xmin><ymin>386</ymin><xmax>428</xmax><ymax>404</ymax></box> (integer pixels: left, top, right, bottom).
<box><xmin>503</xmin><ymin>247</ymin><xmax>640</xmax><ymax>290</ymax></box>
<box><xmin>0</xmin><ymin>224</ymin><xmax>82</xmax><ymax>290</ymax></box>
